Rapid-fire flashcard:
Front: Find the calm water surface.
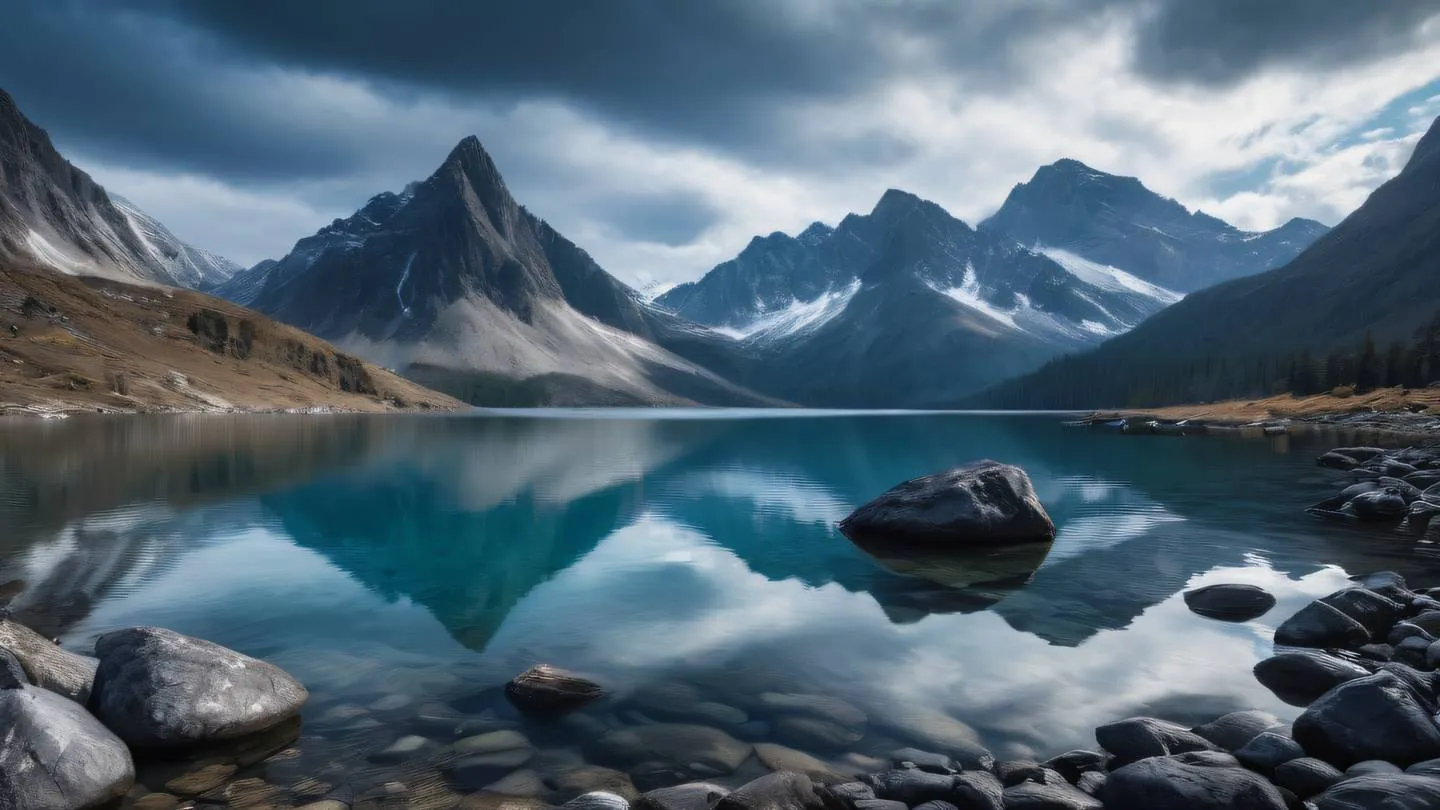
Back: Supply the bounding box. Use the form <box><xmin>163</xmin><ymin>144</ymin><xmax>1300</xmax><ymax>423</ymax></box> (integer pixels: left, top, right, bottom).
<box><xmin>2</xmin><ymin>411</ymin><xmax>1437</xmax><ymax>799</ymax></box>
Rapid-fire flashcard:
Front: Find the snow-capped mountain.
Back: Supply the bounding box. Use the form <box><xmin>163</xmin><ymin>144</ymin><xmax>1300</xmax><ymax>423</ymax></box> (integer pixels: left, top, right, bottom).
<box><xmin>109</xmin><ymin>195</ymin><xmax>241</xmax><ymax>289</ymax></box>
<box><xmin>982</xmin><ymin>158</ymin><xmax>1328</xmax><ymax>291</ymax></box>
<box><xmin>0</xmin><ymin>87</ymin><xmax>210</xmax><ymax>287</ymax></box>
<box><xmin>223</xmin><ymin>136</ymin><xmax>778</xmax><ymax>407</ymax></box>
<box><xmin>655</xmin><ymin>189</ymin><xmax>1184</xmax><ymax>406</ymax></box>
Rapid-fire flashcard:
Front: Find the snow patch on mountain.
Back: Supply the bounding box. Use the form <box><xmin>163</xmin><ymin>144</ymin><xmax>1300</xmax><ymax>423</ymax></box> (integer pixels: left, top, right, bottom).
<box><xmin>927</xmin><ymin>262</ymin><xmax>1018</xmax><ymax>329</ymax></box>
<box><xmin>713</xmin><ymin>278</ymin><xmax>862</xmax><ymax>342</ymax></box>
<box><xmin>1036</xmin><ymin>247</ymin><xmax>1183</xmax><ymax>305</ymax></box>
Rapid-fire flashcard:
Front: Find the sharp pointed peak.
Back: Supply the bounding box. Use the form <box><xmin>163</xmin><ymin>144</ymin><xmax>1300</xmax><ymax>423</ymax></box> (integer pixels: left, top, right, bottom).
<box><xmin>1408</xmin><ymin>114</ymin><xmax>1440</xmax><ymax>170</ymax></box>
<box><xmin>444</xmin><ymin>134</ymin><xmax>497</xmax><ymax>169</ymax></box>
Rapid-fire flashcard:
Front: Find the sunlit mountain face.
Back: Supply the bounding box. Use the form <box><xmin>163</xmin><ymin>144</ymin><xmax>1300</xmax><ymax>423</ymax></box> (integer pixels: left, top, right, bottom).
<box><xmin>0</xmin><ymin>412</ymin><xmax>1424</xmax><ymax>790</ymax></box>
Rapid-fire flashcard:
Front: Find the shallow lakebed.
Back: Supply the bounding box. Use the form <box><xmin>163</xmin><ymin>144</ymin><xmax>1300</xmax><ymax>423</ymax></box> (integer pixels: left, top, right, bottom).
<box><xmin>2</xmin><ymin>410</ymin><xmax>1437</xmax><ymax>803</ymax></box>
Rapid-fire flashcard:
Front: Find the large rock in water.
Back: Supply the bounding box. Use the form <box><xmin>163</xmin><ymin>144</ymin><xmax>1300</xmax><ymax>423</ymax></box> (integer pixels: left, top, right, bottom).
<box><xmin>1273</xmin><ymin>600</ymin><xmax>1371</xmax><ymax>649</ymax></box>
<box><xmin>90</xmin><ymin>626</ymin><xmax>308</xmax><ymax>748</ymax></box>
<box><xmin>1183</xmin><ymin>584</ymin><xmax>1276</xmax><ymax>622</ymax></box>
<box><xmin>838</xmin><ymin>461</ymin><xmax>1055</xmax><ymax>546</ymax></box>
<box><xmin>1292</xmin><ymin>670</ymin><xmax>1440</xmax><ymax>768</ymax></box>
<box><xmin>507</xmin><ymin>664</ymin><xmax>605</xmax><ymax>715</ymax></box>
<box><xmin>0</xmin><ymin>613</ymin><xmax>99</xmax><ymax>702</ymax></box>
<box><xmin>1252</xmin><ymin>650</ymin><xmax>1372</xmax><ymax>707</ymax></box>
<box><xmin>1094</xmin><ymin>716</ymin><xmax>1220</xmax><ymax>768</ymax></box>
<box><xmin>0</xmin><ymin>681</ymin><xmax>135</xmax><ymax>809</ymax></box>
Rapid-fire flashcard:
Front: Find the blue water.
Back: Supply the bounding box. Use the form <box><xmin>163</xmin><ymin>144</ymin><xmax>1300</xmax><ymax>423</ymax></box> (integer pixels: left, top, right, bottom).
<box><xmin>1</xmin><ymin>411</ymin><xmax>1436</xmax><ymax>799</ymax></box>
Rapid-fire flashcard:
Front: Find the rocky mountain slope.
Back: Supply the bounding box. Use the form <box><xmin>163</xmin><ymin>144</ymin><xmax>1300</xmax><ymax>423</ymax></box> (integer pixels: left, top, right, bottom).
<box><xmin>659</xmin><ymin>189</ymin><xmax>1187</xmax><ymax>406</ymax></box>
<box><xmin>0</xmin><ymin>87</ymin><xmax>234</xmax><ymax>288</ymax></box>
<box><xmin>975</xmin><ymin>115</ymin><xmax>1440</xmax><ymax>409</ymax></box>
<box><xmin>982</xmin><ymin>159</ymin><xmax>1329</xmax><ymax>292</ymax></box>
<box><xmin>225</xmin><ymin>137</ymin><xmax>777</xmax><ymax>407</ymax></box>
<box><xmin>0</xmin><ymin>260</ymin><xmax>458</xmax><ymax>414</ymax></box>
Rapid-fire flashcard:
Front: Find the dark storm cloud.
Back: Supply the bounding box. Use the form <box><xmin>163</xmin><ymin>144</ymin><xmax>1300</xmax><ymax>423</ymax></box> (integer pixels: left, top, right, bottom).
<box><xmin>1132</xmin><ymin>0</ymin><xmax>1440</xmax><ymax>86</ymax></box>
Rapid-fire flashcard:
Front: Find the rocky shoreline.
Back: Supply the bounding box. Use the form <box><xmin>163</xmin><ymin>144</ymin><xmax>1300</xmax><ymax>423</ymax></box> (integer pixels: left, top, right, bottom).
<box><xmin>1078</xmin><ymin>408</ymin><xmax>1440</xmax><ymax>439</ymax></box>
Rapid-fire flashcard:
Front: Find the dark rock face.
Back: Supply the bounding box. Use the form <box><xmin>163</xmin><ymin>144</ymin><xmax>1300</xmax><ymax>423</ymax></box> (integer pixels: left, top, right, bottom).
<box><xmin>838</xmin><ymin>461</ymin><xmax>1055</xmax><ymax>547</ymax></box>
<box><xmin>1183</xmin><ymin>584</ymin><xmax>1276</xmax><ymax>622</ymax></box>
<box><xmin>0</xmin><ymin>647</ymin><xmax>28</xmax><ymax>689</ymax></box>
<box><xmin>1041</xmin><ymin>750</ymin><xmax>1107</xmax><ymax>784</ymax></box>
<box><xmin>1234</xmin><ymin>732</ymin><xmax>1305</xmax><ymax>776</ymax></box>
<box><xmin>981</xmin><ymin>158</ymin><xmax>1326</xmax><ymax>292</ymax></box>
<box><xmin>1292</xmin><ymin>670</ymin><xmax>1440</xmax><ymax>768</ymax></box>
<box><xmin>864</xmin><ymin>770</ymin><xmax>956</xmax><ymax>806</ymax></box>
<box><xmin>0</xmin><ymin>683</ymin><xmax>136</xmax><ymax>809</ymax></box>
<box><xmin>715</xmin><ymin>772</ymin><xmax>824</xmax><ymax>810</ymax></box>
<box><xmin>637</xmin><ymin>783</ymin><xmax>732</xmax><ymax>810</ymax></box>
<box><xmin>1312</xmin><ymin>774</ymin><xmax>1440</xmax><ymax>810</ymax></box>
<box><xmin>1344</xmin><ymin>489</ymin><xmax>1409</xmax><ymax>521</ymax></box>
<box><xmin>1271</xmin><ymin>758</ymin><xmax>1344</xmax><ymax>799</ymax></box>
<box><xmin>0</xmin><ymin>615</ymin><xmax>99</xmax><ymax>702</ymax></box>
<box><xmin>1191</xmin><ymin>710</ymin><xmax>1283</xmax><ymax>752</ymax></box>
<box><xmin>89</xmin><ymin>626</ymin><xmax>308</xmax><ymax>748</ymax></box>
<box><xmin>1000</xmin><ymin>781</ymin><xmax>1102</xmax><ymax>810</ymax></box>
<box><xmin>506</xmin><ymin>664</ymin><xmax>606</xmax><ymax>716</ymax></box>
<box><xmin>949</xmin><ymin>772</ymin><xmax>1003</xmax><ymax>810</ymax></box>
<box><xmin>1318</xmin><ymin>588</ymin><xmax>1407</xmax><ymax>638</ymax></box>
<box><xmin>1094</xmin><ymin>716</ymin><xmax>1220</xmax><ymax>768</ymax></box>
<box><xmin>1100</xmin><ymin>752</ymin><xmax>1288</xmax><ymax>810</ymax></box>
<box><xmin>1273</xmin><ymin>601</ymin><xmax>1372</xmax><ymax>649</ymax></box>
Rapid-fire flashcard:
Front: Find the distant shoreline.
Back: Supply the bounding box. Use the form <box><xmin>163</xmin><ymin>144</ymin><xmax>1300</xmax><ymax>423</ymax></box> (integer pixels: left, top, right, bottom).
<box><xmin>1081</xmin><ymin>386</ymin><xmax>1440</xmax><ymax>439</ymax></box>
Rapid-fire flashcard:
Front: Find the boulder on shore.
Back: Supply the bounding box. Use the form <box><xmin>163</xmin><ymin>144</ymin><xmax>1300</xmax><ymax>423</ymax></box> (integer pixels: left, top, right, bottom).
<box><xmin>1101</xmin><ymin>751</ymin><xmax>1287</xmax><ymax>810</ymax></box>
<box><xmin>838</xmin><ymin>461</ymin><xmax>1055</xmax><ymax>547</ymax></box>
<box><xmin>1253</xmin><ymin>650</ymin><xmax>1372</xmax><ymax>707</ymax></box>
<box><xmin>1</xmin><ymin>679</ymin><xmax>135</xmax><ymax>809</ymax></box>
<box><xmin>89</xmin><ymin>626</ymin><xmax>308</xmax><ymax>748</ymax></box>
<box><xmin>1183</xmin><ymin>585</ymin><xmax>1276</xmax><ymax>622</ymax></box>
<box><xmin>0</xmin><ymin>613</ymin><xmax>99</xmax><ymax>702</ymax></box>
<box><xmin>507</xmin><ymin>664</ymin><xmax>606</xmax><ymax>716</ymax></box>
<box><xmin>1292</xmin><ymin>670</ymin><xmax>1440</xmax><ymax>768</ymax></box>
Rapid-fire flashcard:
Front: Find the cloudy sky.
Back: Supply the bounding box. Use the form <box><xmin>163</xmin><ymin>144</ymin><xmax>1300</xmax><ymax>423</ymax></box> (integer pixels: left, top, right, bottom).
<box><xmin>2</xmin><ymin>0</ymin><xmax>1439</xmax><ymax>288</ymax></box>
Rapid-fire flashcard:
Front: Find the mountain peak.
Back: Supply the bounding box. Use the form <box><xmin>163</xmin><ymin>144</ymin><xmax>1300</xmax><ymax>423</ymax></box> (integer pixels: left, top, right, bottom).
<box><xmin>443</xmin><ymin>135</ymin><xmax>499</xmax><ymax>173</ymax></box>
<box><xmin>1408</xmin><ymin>115</ymin><xmax>1440</xmax><ymax>170</ymax></box>
<box><xmin>797</xmin><ymin>221</ymin><xmax>833</xmax><ymax>246</ymax></box>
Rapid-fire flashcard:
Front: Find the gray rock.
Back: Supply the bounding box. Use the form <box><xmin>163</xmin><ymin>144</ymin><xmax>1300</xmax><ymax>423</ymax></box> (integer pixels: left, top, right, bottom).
<box><xmin>1294</xmin><ymin>670</ymin><xmax>1440</xmax><ymax>768</ymax></box>
<box><xmin>754</xmin><ymin>743</ymin><xmax>846</xmax><ymax>784</ymax></box>
<box><xmin>1274</xmin><ymin>601</ymin><xmax>1372</xmax><ymax>649</ymax></box>
<box><xmin>1191</xmin><ymin>710</ymin><xmax>1283</xmax><ymax>752</ymax></box>
<box><xmin>715</xmin><ymin>772</ymin><xmax>824</xmax><ymax>810</ymax></box>
<box><xmin>1408</xmin><ymin>758</ymin><xmax>1440</xmax><ymax>777</ymax></box>
<box><xmin>864</xmin><ymin>770</ymin><xmax>956</xmax><ymax>806</ymax></box>
<box><xmin>371</xmin><ymin>734</ymin><xmax>434</xmax><ymax>764</ymax></box>
<box><xmin>1319</xmin><ymin>588</ymin><xmax>1407</xmax><ymax>638</ymax></box>
<box><xmin>0</xmin><ymin>615</ymin><xmax>98</xmax><ymax>702</ymax></box>
<box><xmin>564</xmin><ymin>792</ymin><xmax>632</xmax><ymax>810</ymax></box>
<box><xmin>1041</xmin><ymin>750</ymin><xmax>1106</xmax><ymax>784</ymax></box>
<box><xmin>1234</xmin><ymin>732</ymin><xmax>1305</xmax><ymax>776</ymax></box>
<box><xmin>1</xmin><ymin>646</ymin><xmax>28</xmax><ymax>689</ymax></box>
<box><xmin>1357</xmin><ymin>642</ymin><xmax>1395</xmax><ymax>662</ymax></box>
<box><xmin>1410</xmin><ymin>611</ymin><xmax>1440</xmax><ymax>636</ymax></box>
<box><xmin>1253</xmin><ymin>650</ymin><xmax>1373</xmax><ymax>706</ymax></box>
<box><xmin>1346</xmin><ymin>759</ymin><xmax>1404</xmax><ymax>778</ymax></box>
<box><xmin>635</xmin><ymin>783</ymin><xmax>732</xmax><ymax>810</ymax></box>
<box><xmin>90</xmin><ymin>626</ymin><xmax>307</xmax><ymax>748</ymax></box>
<box><xmin>891</xmin><ymin>747</ymin><xmax>954</xmax><ymax>775</ymax></box>
<box><xmin>949</xmin><ymin>772</ymin><xmax>1004</xmax><ymax>810</ymax></box>
<box><xmin>1183</xmin><ymin>584</ymin><xmax>1276</xmax><ymax>622</ymax></box>
<box><xmin>1312</xmin><ymin>774</ymin><xmax>1440</xmax><ymax>809</ymax></box>
<box><xmin>1343</xmin><ymin>489</ymin><xmax>1409</xmax><ymax>521</ymax></box>
<box><xmin>1101</xmin><ymin>752</ymin><xmax>1287</xmax><ymax>810</ymax></box>
<box><xmin>1073</xmin><ymin>773</ymin><xmax>1105</xmax><ymax>797</ymax></box>
<box><xmin>454</xmin><ymin>729</ymin><xmax>532</xmax><ymax>755</ymax></box>
<box><xmin>837</xmin><ymin>461</ymin><xmax>1055</xmax><ymax>546</ymax></box>
<box><xmin>852</xmin><ymin>802</ymin><xmax>906</xmax><ymax>810</ymax></box>
<box><xmin>507</xmin><ymin>664</ymin><xmax>605</xmax><ymax>716</ymax></box>
<box><xmin>551</xmin><ymin>766</ymin><xmax>641</xmax><ymax>803</ymax></box>
<box><xmin>1272</xmin><ymin>757</ymin><xmax>1344</xmax><ymax>799</ymax></box>
<box><xmin>1094</xmin><ymin>716</ymin><xmax>1220</xmax><ymax>768</ymax></box>
<box><xmin>815</xmin><ymin>783</ymin><xmax>874</xmax><ymax>810</ymax></box>
<box><xmin>1001</xmin><ymin>781</ymin><xmax>1102</xmax><ymax>810</ymax></box>
<box><xmin>757</xmin><ymin>693</ymin><xmax>867</xmax><ymax>727</ymax></box>
<box><xmin>0</xmin><ymin>684</ymin><xmax>136</xmax><ymax>809</ymax></box>
<box><xmin>1318</xmin><ymin>451</ymin><xmax>1361</xmax><ymax>470</ymax></box>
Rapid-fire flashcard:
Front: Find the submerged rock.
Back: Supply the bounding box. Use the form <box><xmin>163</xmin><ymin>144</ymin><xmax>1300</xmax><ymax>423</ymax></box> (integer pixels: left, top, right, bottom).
<box><xmin>636</xmin><ymin>783</ymin><xmax>731</xmax><ymax>810</ymax></box>
<box><xmin>1183</xmin><ymin>584</ymin><xmax>1276</xmax><ymax>622</ymax></box>
<box><xmin>507</xmin><ymin>664</ymin><xmax>606</xmax><ymax>716</ymax></box>
<box><xmin>1292</xmin><ymin>670</ymin><xmax>1440</xmax><ymax>768</ymax></box>
<box><xmin>584</xmin><ymin>724</ymin><xmax>752</xmax><ymax>775</ymax></box>
<box><xmin>0</xmin><ymin>681</ymin><xmax>136</xmax><ymax>809</ymax></box>
<box><xmin>90</xmin><ymin>626</ymin><xmax>308</xmax><ymax>748</ymax></box>
<box><xmin>837</xmin><ymin>461</ymin><xmax>1055</xmax><ymax>546</ymax></box>
<box><xmin>0</xmin><ymin>614</ymin><xmax>98</xmax><ymax>702</ymax></box>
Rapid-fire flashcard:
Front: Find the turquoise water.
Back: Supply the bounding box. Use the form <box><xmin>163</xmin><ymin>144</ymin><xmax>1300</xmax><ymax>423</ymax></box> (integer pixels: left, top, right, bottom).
<box><xmin>1</xmin><ymin>411</ymin><xmax>1436</xmax><ymax>798</ymax></box>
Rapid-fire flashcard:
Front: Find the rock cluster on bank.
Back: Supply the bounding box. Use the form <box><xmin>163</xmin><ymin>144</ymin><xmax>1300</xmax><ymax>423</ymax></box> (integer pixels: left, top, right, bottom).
<box><xmin>1310</xmin><ymin>445</ymin><xmax>1440</xmax><ymax>535</ymax></box>
<box><xmin>0</xmin><ymin>612</ymin><xmax>308</xmax><ymax>810</ymax></box>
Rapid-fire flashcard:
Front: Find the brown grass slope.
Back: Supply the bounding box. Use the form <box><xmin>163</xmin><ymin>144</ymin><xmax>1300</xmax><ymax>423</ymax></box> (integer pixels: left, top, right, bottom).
<box><xmin>0</xmin><ymin>263</ymin><xmax>461</xmax><ymax>413</ymax></box>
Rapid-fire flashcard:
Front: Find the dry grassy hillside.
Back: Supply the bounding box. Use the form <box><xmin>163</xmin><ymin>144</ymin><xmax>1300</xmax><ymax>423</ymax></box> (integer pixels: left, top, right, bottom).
<box><xmin>0</xmin><ymin>263</ymin><xmax>461</xmax><ymax>414</ymax></box>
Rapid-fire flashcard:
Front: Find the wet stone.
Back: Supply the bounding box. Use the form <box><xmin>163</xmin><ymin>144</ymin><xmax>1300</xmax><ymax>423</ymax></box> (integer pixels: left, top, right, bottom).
<box><xmin>165</xmin><ymin>763</ymin><xmax>238</xmax><ymax>797</ymax></box>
